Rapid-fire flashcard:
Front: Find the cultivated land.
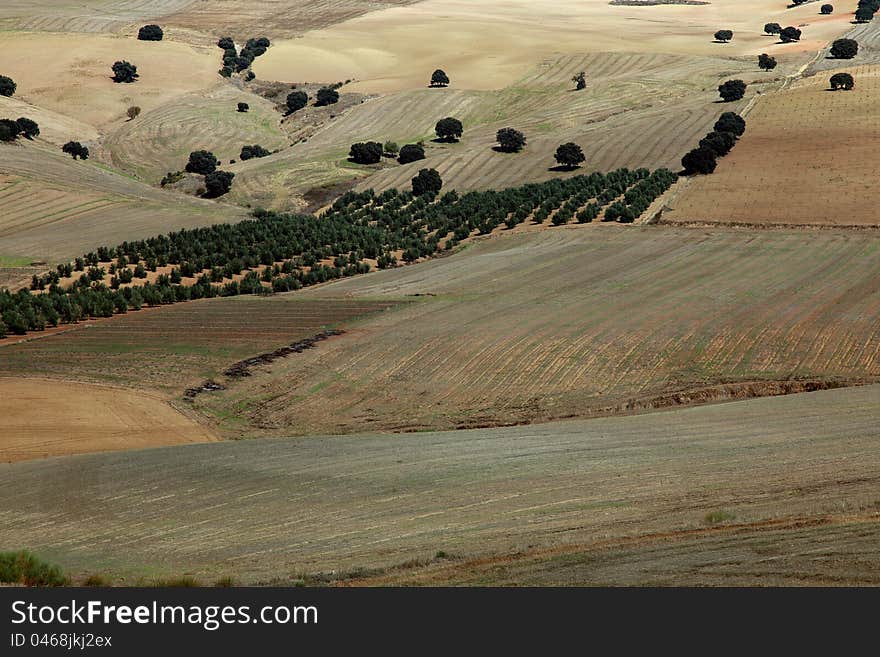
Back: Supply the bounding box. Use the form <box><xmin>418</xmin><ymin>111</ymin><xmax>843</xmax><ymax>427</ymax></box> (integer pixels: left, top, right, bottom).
<box><xmin>190</xmin><ymin>227</ymin><xmax>880</xmax><ymax>436</ymax></box>
<box><xmin>1</xmin><ymin>385</ymin><xmax>877</xmax><ymax>584</ymax></box>
<box><xmin>0</xmin><ymin>378</ymin><xmax>216</xmax><ymax>463</ymax></box>
<box><xmin>665</xmin><ymin>64</ymin><xmax>880</xmax><ymax>227</ymax></box>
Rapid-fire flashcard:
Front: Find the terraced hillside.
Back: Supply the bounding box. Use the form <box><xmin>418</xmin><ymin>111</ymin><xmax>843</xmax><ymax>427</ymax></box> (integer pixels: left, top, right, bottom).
<box><xmin>666</xmin><ymin>64</ymin><xmax>880</xmax><ymax>226</ymax></box>
<box><xmin>186</xmin><ymin>226</ymin><xmax>880</xmax><ymax>436</ymax></box>
<box><xmin>1</xmin><ymin>385</ymin><xmax>877</xmax><ymax>584</ymax></box>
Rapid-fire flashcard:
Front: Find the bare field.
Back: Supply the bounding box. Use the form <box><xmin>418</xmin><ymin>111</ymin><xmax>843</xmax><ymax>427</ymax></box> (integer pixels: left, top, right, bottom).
<box><xmin>256</xmin><ymin>0</ymin><xmax>858</xmax><ymax>93</ymax></box>
<box><xmin>192</xmin><ymin>227</ymin><xmax>880</xmax><ymax>436</ymax></box>
<box><xmin>666</xmin><ymin>65</ymin><xmax>880</xmax><ymax>226</ymax></box>
<box><xmin>0</xmin><ymin>378</ymin><xmax>216</xmax><ymax>464</ymax></box>
<box><xmin>0</xmin><ymin>297</ymin><xmax>398</xmax><ymax>394</ymax></box>
<box><xmin>1</xmin><ymin>385</ymin><xmax>877</xmax><ymax>584</ymax></box>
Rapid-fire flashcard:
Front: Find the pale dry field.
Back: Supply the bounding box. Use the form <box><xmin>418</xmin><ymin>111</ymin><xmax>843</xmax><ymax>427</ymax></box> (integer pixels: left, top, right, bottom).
<box><xmin>255</xmin><ymin>0</ymin><xmax>859</xmax><ymax>93</ymax></box>
<box><xmin>0</xmin><ymin>384</ymin><xmax>877</xmax><ymax>584</ymax></box>
<box><xmin>666</xmin><ymin>64</ymin><xmax>880</xmax><ymax>226</ymax></box>
<box><xmin>0</xmin><ymin>378</ymin><xmax>216</xmax><ymax>463</ymax></box>
<box><xmin>192</xmin><ymin>227</ymin><xmax>880</xmax><ymax>436</ymax></box>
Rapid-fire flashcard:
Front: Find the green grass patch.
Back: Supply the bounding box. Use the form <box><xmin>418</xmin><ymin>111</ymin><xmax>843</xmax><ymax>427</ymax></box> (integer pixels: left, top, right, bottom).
<box><xmin>704</xmin><ymin>510</ymin><xmax>736</xmax><ymax>525</ymax></box>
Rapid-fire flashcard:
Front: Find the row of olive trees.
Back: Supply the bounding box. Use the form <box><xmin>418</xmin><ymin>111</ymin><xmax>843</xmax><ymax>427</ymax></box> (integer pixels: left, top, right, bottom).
<box><xmin>681</xmin><ymin>112</ymin><xmax>746</xmax><ymax>175</ymax></box>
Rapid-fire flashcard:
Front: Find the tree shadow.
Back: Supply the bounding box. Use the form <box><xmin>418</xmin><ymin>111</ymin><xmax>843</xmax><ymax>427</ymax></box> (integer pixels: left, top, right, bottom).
<box><xmin>548</xmin><ymin>164</ymin><xmax>580</xmax><ymax>172</ymax></box>
<box><xmin>492</xmin><ymin>145</ymin><xmax>522</xmax><ymax>153</ymax></box>
<box><xmin>431</xmin><ymin>137</ymin><xmax>459</xmax><ymax>144</ymax></box>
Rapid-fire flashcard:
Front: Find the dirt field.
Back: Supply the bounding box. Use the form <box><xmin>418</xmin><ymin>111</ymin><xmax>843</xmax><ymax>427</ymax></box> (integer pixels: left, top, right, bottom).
<box><xmin>0</xmin><ymin>296</ymin><xmax>398</xmax><ymax>394</ymax></box>
<box><xmin>665</xmin><ymin>64</ymin><xmax>880</xmax><ymax>227</ymax></box>
<box><xmin>0</xmin><ymin>378</ymin><xmax>216</xmax><ymax>463</ymax></box>
<box><xmin>255</xmin><ymin>0</ymin><xmax>858</xmax><ymax>93</ymax></box>
<box><xmin>1</xmin><ymin>384</ymin><xmax>877</xmax><ymax>584</ymax></box>
<box><xmin>187</xmin><ymin>226</ymin><xmax>880</xmax><ymax>436</ymax></box>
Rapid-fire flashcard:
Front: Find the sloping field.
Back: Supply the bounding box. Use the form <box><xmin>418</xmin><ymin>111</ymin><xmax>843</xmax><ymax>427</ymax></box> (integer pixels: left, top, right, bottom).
<box><xmin>0</xmin><ymin>143</ymin><xmax>246</xmax><ymax>263</ymax></box>
<box><xmin>665</xmin><ymin>64</ymin><xmax>880</xmax><ymax>226</ymax></box>
<box><xmin>0</xmin><ymin>31</ymin><xmax>218</xmax><ymax>129</ymax></box>
<box><xmin>0</xmin><ymin>1</ymin><xmax>195</xmax><ymax>34</ymax></box>
<box><xmin>192</xmin><ymin>227</ymin><xmax>880</xmax><ymax>436</ymax></box>
<box><xmin>255</xmin><ymin>0</ymin><xmax>858</xmax><ymax>93</ymax></box>
<box><xmin>0</xmin><ymin>378</ymin><xmax>216</xmax><ymax>463</ymax></box>
<box><xmin>234</xmin><ymin>51</ymin><xmax>762</xmax><ymax>208</ymax></box>
<box><xmin>0</xmin><ymin>297</ymin><xmax>397</xmax><ymax>394</ymax></box>
<box><xmin>1</xmin><ymin>385</ymin><xmax>877</xmax><ymax>584</ymax></box>
<box><xmin>103</xmin><ymin>85</ymin><xmax>289</xmax><ymax>183</ymax></box>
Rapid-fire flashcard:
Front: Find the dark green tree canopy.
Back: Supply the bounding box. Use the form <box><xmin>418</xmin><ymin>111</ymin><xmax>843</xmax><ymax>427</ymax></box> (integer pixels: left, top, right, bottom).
<box><xmin>240</xmin><ymin>144</ymin><xmax>271</xmax><ymax>160</ymax></box>
<box><xmin>764</xmin><ymin>22</ymin><xmax>782</xmax><ymax>35</ymax></box>
<box><xmin>0</xmin><ymin>75</ymin><xmax>15</xmax><ymax>97</ymax></box>
<box><xmin>15</xmin><ymin>117</ymin><xmax>39</xmax><ymax>139</ymax></box>
<box><xmin>398</xmin><ymin>143</ymin><xmax>426</xmax><ymax>164</ymax></box>
<box><xmin>830</xmin><ymin>38</ymin><xmax>859</xmax><ymax>58</ymax></box>
<box><xmin>829</xmin><ymin>72</ymin><xmax>855</xmax><ymax>90</ymax></box>
<box><xmin>554</xmin><ymin>142</ymin><xmax>586</xmax><ymax>169</ymax></box>
<box><xmin>411</xmin><ymin>168</ymin><xmax>443</xmax><ymax>196</ymax></box>
<box><xmin>349</xmin><ymin>142</ymin><xmax>384</xmax><ymax>165</ymax></box>
<box><xmin>714</xmin><ymin>111</ymin><xmax>746</xmax><ymax>137</ymax></box>
<box><xmin>217</xmin><ymin>37</ymin><xmax>235</xmax><ymax>50</ymax></box>
<box><xmin>718</xmin><ymin>79</ymin><xmax>746</xmax><ymax>102</ymax></box>
<box><xmin>0</xmin><ymin>119</ymin><xmax>21</xmax><ymax>142</ymax></box>
<box><xmin>286</xmin><ymin>90</ymin><xmax>309</xmax><ymax>114</ymax></box>
<box><xmin>820</xmin><ymin>4</ymin><xmax>833</xmax><ymax>13</ymax></box>
<box><xmin>681</xmin><ymin>146</ymin><xmax>717</xmax><ymax>175</ymax></box>
<box><xmin>315</xmin><ymin>87</ymin><xmax>339</xmax><ymax>106</ymax></box>
<box><xmin>496</xmin><ymin>127</ymin><xmax>526</xmax><ymax>152</ymax></box>
<box><xmin>435</xmin><ymin>117</ymin><xmax>464</xmax><ymax>142</ymax></box>
<box><xmin>714</xmin><ymin>30</ymin><xmax>733</xmax><ymax>42</ymax></box>
<box><xmin>204</xmin><ymin>171</ymin><xmax>235</xmax><ymax>198</ymax></box>
<box><xmin>237</xmin><ymin>102</ymin><xmax>249</xmax><ymax>112</ymax></box>
<box><xmin>758</xmin><ymin>53</ymin><xmax>777</xmax><ymax>71</ymax></box>
<box><xmin>137</xmin><ymin>25</ymin><xmax>164</xmax><ymax>41</ymax></box>
<box><xmin>430</xmin><ymin>69</ymin><xmax>450</xmax><ymax>87</ymax></box>
<box><xmin>779</xmin><ymin>26</ymin><xmax>802</xmax><ymax>42</ymax></box>
<box><xmin>572</xmin><ymin>71</ymin><xmax>586</xmax><ymax>90</ymax></box>
<box><xmin>111</xmin><ymin>60</ymin><xmax>138</xmax><ymax>83</ymax></box>
<box><xmin>699</xmin><ymin>130</ymin><xmax>736</xmax><ymax>157</ymax></box>
<box><xmin>185</xmin><ymin>150</ymin><xmax>219</xmax><ymax>175</ymax></box>
<box><xmin>854</xmin><ymin>6</ymin><xmax>874</xmax><ymax>21</ymax></box>
<box><xmin>62</xmin><ymin>141</ymin><xmax>89</xmax><ymax>160</ymax></box>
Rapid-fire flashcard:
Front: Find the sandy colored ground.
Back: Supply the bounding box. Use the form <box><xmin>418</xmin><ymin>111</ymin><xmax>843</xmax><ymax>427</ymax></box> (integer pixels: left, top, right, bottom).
<box><xmin>0</xmin><ymin>378</ymin><xmax>216</xmax><ymax>463</ymax></box>
<box><xmin>1</xmin><ymin>384</ymin><xmax>877</xmax><ymax>584</ymax></box>
<box><xmin>666</xmin><ymin>64</ymin><xmax>880</xmax><ymax>226</ymax></box>
<box><xmin>255</xmin><ymin>0</ymin><xmax>859</xmax><ymax>93</ymax></box>
<box><xmin>0</xmin><ymin>32</ymin><xmax>219</xmax><ymax>129</ymax></box>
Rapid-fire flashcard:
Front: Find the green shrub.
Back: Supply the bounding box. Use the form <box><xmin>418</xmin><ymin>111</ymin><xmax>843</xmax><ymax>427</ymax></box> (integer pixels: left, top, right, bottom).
<box><xmin>0</xmin><ymin>551</ymin><xmax>69</xmax><ymax>586</ymax></box>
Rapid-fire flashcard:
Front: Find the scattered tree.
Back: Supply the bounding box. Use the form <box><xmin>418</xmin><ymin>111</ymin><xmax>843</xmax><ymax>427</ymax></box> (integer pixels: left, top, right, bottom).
<box><xmin>411</xmin><ymin>168</ymin><xmax>443</xmax><ymax>196</ymax></box>
<box><xmin>383</xmin><ymin>141</ymin><xmax>399</xmax><ymax>157</ymax></box>
<box><xmin>398</xmin><ymin>143</ymin><xmax>426</xmax><ymax>164</ymax></box>
<box><xmin>718</xmin><ymin>79</ymin><xmax>747</xmax><ymax>102</ymax></box>
<box><xmin>126</xmin><ymin>106</ymin><xmax>141</xmax><ymax>120</ymax></box>
<box><xmin>829</xmin><ymin>72</ymin><xmax>855</xmax><ymax>90</ymax></box>
<box><xmin>137</xmin><ymin>24</ymin><xmax>164</xmax><ymax>41</ymax></box>
<box><xmin>349</xmin><ymin>141</ymin><xmax>384</xmax><ymax>165</ymax></box>
<box><xmin>203</xmin><ymin>171</ymin><xmax>235</xmax><ymax>197</ymax></box>
<box><xmin>237</xmin><ymin>102</ymin><xmax>249</xmax><ymax>113</ymax></box>
<box><xmin>681</xmin><ymin>146</ymin><xmax>717</xmax><ymax>175</ymax></box>
<box><xmin>430</xmin><ymin>69</ymin><xmax>450</xmax><ymax>87</ymax></box>
<box><xmin>699</xmin><ymin>130</ymin><xmax>737</xmax><ymax>157</ymax></box>
<box><xmin>185</xmin><ymin>150</ymin><xmax>219</xmax><ymax>174</ymax></box>
<box><xmin>830</xmin><ymin>38</ymin><xmax>859</xmax><ymax>58</ymax></box>
<box><xmin>435</xmin><ymin>117</ymin><xmax>464</xmax><ymax>142</ymax></box>
<box><xmin>554</xmin><ymin>142</ymin><xmax>585</xmax><ymax>169</ymax></box>
<box><xmin>286</xmin><ymin>90</ymin><xmax>309</xmax><ymax>114</ymax></box>
<box><xmin>820</xmin><ymin>4</ymin><xmax>834</xmax><ymax>13</ymax></box>
<box><xmin>764</xmin><ymin>22</ymin><xmax>782</xmax><ymax>35</ymax></box>
<box><xmin>572</xmin><ymin>71</ymin><xmax>587</xmax><ymax>90</ymax></box>
<box><xmin>854</xmin><ymin>6</ymin><xmax>874</xmax><ymax>21</ymax></box>
<box><xmin>239</xmin><ymin>144</ymin><xmax>271</xmax><ymax>160</ymax></box>
<box><xmin>16</xmin><ymin>117</ymin><xmax>39</xmax><ymax>139</ymax></box>
<box><xmin>0</xmin><ymin>119</ymin><xmax>21</xmax><ymax>142</ymax></box>
<box><xmin>111</xmin><ymin>60</ymin><xmax>138</xmax><ymax>83</ymax></box>
<box><xmin>714</xmin><ymin>111</ymin><xmax>746</xmax><ymax>137</ymax></box>
<box><xmin>758</xmin><ymin>53</ymin><xmax>778</xmax><ymax>71</ymax></box>
<box><xmin>0</xmin><ymin>75</ymin><xmax>16</xmax><ymax>97</ymax></box>
<box><xmin>217</xmin><ymin>37</ymin><xmax>235</xmax><ymax>50</ymax></box>
<box><xmin>714</xmin><ymin>30</ymin><xmax>734</xmax><ymax>43</ymax></box>
<box><xmin>315</xmin><ymin>87</ymin><xmax>339</xmax><ymax>106</ymax></box>
<box><xmin>62</xmin><ymin>141</ymin><xmax>89</xmax><ymax>160</ymax></box>
<box><xmin>779</xmin><ymin>26</ymin><xmax>802</xmax><ymax>42</ymax></box>
<box><xmin>496</xmin><ymin>127</ymin><xmax>526</xmax><ymax>153</ymax></box>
